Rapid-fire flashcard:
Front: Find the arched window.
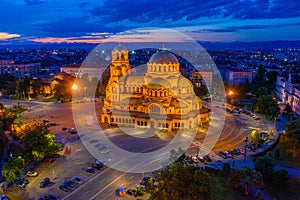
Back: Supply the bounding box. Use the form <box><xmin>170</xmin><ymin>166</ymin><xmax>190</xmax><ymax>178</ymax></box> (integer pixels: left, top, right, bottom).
<box><xmin>137</xmin><ymin>121</ymin><xmax>140</xmax><ymax>125</ymax></box>
<box><xmin>145</xmin><ymin>122</ymin><xmax>147</xmax><ymax>126</ymax></box>
<box><xmin>141</xmin><ymin>121</ymin><xmax>144</xmax><ymax>126</ymax></box>
<box><xmin>150</xmin><ymin>105</ymin><xmax>160</xmax><ymax>114</ymax></box>
<box><xmin>126</xmin><ymin>119</ymin><xmax>128</xmax><ymax>123</ymax></box>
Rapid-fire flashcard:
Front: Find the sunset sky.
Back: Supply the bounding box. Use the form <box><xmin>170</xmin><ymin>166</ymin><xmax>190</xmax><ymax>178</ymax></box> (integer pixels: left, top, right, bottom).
<box><xmin>0</xmin><ymin>0</ymin><xmax>300</xmax><ymax>44</ymax></box>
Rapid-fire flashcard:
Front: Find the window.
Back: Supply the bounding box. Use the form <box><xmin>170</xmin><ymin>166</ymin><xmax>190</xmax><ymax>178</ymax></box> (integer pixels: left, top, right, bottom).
<box><xmin>150</xmin><ymin>105</ymin><xmax>160</xmax><ymax>114</ymax></box>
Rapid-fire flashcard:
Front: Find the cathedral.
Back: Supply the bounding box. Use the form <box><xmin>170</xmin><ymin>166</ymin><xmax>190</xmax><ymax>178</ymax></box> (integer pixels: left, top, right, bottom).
<box><xmin>101</xmin><ymin>45</ymin><xmax>209</xmax><ymax>132</ymax></box>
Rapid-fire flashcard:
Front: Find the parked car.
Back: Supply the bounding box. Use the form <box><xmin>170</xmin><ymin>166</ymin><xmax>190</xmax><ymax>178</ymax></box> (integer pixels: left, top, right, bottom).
<box><xmin>43</xmin><ymin>119</ymin><xmax>50</xmax><ymax>123</ymax></box>
<box><xmin>203</xmin><ymin>155</ymin><xmax>212</xmax><ymax>162</ymax></box>
<box><xmin>92</xmin><ymin>163</ymin><xmax>103</xmax><ymax>170</ymax></box>
<box><xmin>244</xmin><ymin>145</ymin><xmax>253</xmax><ymax>151</ymax></box>
<box><xmin>96</xmin><ymin>160</ymin><xmax>107</xmax><ymax>166</ymax></box>
<box><xmin>15</xmin><ymin>177</ymin><xmax>29</xmax><ymax>184</ymax></box>
<box><xmin>69</xmin><ymin>128</ymin><xmax>77</xmax><ymax>134</ymax></box>
<box><xmin>72</xmin><ymin>176</ymin><xmax>84</xmax><ymax>185</ymax></box>
<box><xmin>0</xmin><ymin>195</ymin><xmax>10</xmax><ymax>200</ymax></box>
<box><xmin>64</xmin><ymin>179</ymin><xmax>75</xmax><ymax>188</ymax></box>
<box><xmin>198</xmin><ymin>156</ymin><xmax>206</xmax><ymax>163</ymax></box>
<box><xmin>49</xmin><ymin>122</ymin><xmax>56</xmax><ymax>126</ymax></box>
<box><xmin>85</xmin><ymin>167</ymin><xmax>95</xmax><ymax>173</ymax></box>
<box><xmin>14</xmin><ymin>180</ymin><xmax>26</xmax><ymax>188</ymax></box>
<box><xmin>226</xmin><ymin>150</ymin><xmax>234</xmax><ymax>158</ymax></box>
<box><xmin>235</xmin><ymin>148</ymin><xmax>241</xmax><ymax>155</ymax></box>
<box><xmin>44</xmin><ymin>157</ymin><xmax>55</xmax><ymax>164</ymax></box>
<box><xmin>39</xmin><ymin>194</ymin><xmax>57</xmax><ymax>200</ymax></box>
<box><xmin>62</xmin><ymin>127</ymin><xmax>69</xmax><ymax>131</ymax></box>
<box><xmin>191</xmin><ymin>156</ymin><xmax>199</xmax><ymax>163</ymax></box>
<box><xmin>40</xmin><ymin>178</ymin><xmax>50</xmax><ymax>188</ymax></box>
<box><xmin>26</xmin><ymin>170</ymin><xmax>38</xmax><ymax>177</ymax></box>
<box><xmin>59</xmin><ymin>183</ymin><xmax>70</xmax><ymax>192</ymax></box>
<box><xmin>126</xmin><ymin>189</ymin><xmax>136</xmax><ymax>196</ymax></box>
<box><xmin>218</xmin><ymin>151</ymin><xmax>228</xmax><ymax>159</ymax></box>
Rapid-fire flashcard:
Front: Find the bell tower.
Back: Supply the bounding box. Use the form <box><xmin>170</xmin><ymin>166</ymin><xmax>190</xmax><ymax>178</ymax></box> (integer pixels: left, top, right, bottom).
<box><xmin>106</xmin><ymin>44</ymin><xmax>130</xmax><ymax>102</ymax></box>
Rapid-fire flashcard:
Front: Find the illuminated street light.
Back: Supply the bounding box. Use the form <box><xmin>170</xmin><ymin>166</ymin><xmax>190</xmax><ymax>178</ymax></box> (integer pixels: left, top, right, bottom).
<box><xmin>72</xmin><ymin>84</ymin><xmax>78</xmax><ymax>90</ymax></box>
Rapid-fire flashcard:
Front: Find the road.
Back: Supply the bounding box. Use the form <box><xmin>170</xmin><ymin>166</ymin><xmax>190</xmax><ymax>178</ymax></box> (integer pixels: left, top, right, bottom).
<box><xmin>3</xmin><ymin>99</ymin><xmax>272</xmax><ymax>200</ymax></box>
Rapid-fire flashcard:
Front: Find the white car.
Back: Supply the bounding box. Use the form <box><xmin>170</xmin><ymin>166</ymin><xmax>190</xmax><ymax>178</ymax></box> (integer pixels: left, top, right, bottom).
<box><xmin>26</xmin><ymin>171</ymin><xmax>38</xmax><ymax>177</ymax></box>
<box><xmin>191</xmin><ymin>156</ymin><xmax>199</xmax><ymax>163</ymax></box>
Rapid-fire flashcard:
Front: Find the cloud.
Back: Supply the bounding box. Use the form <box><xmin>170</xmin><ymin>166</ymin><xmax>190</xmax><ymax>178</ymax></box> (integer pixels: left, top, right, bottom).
<box><xmin>89</xmin><ymin>0</ymin><xmax>300</xmax><ymax>26</ymax></box>
<box><xmin>24</xmin><ymin>0</ymin><xmax>46</xmax><ymax>6</ymax></box>
<box><xmin>31</xmin><ymin>35</ymin><xmax>107</xmax><ymax>44</ymax></box>
<box><xmin>36</xmin><ymin>18</ymin><xmax>130</xmax><ymax>37</ymax></box>
<box><xmin>0</xmin><ymin>32</ymin><xmax>21</xmax><ymax>40</ymax></box>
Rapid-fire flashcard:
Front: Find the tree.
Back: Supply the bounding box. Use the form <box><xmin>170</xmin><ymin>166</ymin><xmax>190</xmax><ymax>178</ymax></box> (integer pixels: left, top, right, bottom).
<box><xmin>252</xmin><ymin>65</ymin><xmax>267</xmax><ymax>93</ymax></box>
<box><xmin>228</xmin><ymin>168</ymin><xmax>241</xmax><ymax>189</ymax></box>
<box><xmin>147</xmin><ymin>163</ymin><xmax>212</xmax><ymax>200</ymax></box>
<box><xmin>31</xmin><ymin>79</ymin><xmax>42</xmax><ymax>97</ymax></box>
<box><xmin>220</xmin><ymin>163</ymin><xmax>231</xmax><ymax>177</ymax></box>
<box><xmin>239</xmin><ymin>167</ymin><xmax>263</xmax><ymax>195</ymax></box>
<box><xmin>254</xmin><ymin>156</ymin><xmax>274</xmax><ymax>181</ymax></box>
<box><xmin>22</xmin><ymin>122</ymin><xmax>61</xmax><ymax>164</ymax></box>
<box><xmin>254</xmin><ymin>94</ymin><xmax>279</xmax><ymax>119</ymax></box>
<box><xmin>2</xmin><ymin>156</ymin><xmax>25</xmax><ymax>181</ymax></box>
<box><xmin>250</xmin><ymin>130</ymin><xmax>260</xmax><ymax>146</ymax></box>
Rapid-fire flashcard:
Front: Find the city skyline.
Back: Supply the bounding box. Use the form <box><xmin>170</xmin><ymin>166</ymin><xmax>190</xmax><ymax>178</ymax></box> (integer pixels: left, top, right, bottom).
<box><xmin>0</xmin><ymin>0</ymin><xmax>300</xmax><ymax>45</ymax></box>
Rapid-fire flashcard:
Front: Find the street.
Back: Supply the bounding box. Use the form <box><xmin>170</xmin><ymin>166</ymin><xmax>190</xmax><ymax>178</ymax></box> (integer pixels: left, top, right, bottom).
<box><xmin>3</xmin><ymin>100</ymin><xmax>273</xmax><ymax>200</ymax></box>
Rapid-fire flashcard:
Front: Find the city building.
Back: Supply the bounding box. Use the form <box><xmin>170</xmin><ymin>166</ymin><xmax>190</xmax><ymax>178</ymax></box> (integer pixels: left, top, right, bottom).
<box><xmin>276</xmin><ymin>73</ymin><xmax>300</xmax><ymax>115</ymax></box>
<box><xmin>224</xmin><ymin>68</ymin><xmax>252</xmax><ymax>86</ymax></box>
<box><xmin>101</xmin><ymin>45</ymin><xmax>209</xmax><ymax>131</ymax></box>
<box><xmin>0</xmin><ymin>60</ymin><xmax>41</xmax><ymax>78</ymax></box>
<box><xmin>192</xmin><ymin>71</ymin><xmax>212</xmax><ymax>90</ymax></box>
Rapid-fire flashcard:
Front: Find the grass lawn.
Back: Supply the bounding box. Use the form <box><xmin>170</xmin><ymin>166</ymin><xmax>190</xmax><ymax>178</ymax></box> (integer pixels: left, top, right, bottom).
<box><xmin>270</xmin><ymin>137</ymin><xmax>300</xmax><ymax>168</ymax></box>
<box><xmin>40</xmin><ymin>96</ymin><xmax>58</xmax><ymax>102</ymax></box>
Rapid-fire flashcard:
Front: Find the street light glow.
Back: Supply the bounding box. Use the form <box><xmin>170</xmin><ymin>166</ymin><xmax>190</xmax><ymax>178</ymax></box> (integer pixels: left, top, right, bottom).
<box><xmin>72</xmin><ymin>84</ymin><xmax>78</xmax><ymax>90</ymax></box>
<box><xmin>229</xmin><ymin>90</ymin><xmax>233</xmax><ymax>96</ymax></box>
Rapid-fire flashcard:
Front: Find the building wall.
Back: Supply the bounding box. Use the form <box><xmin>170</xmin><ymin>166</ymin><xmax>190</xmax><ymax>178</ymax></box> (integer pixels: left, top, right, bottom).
<box><xmin>224</xmin><ymin>69</ymin><xmax>252</xmax><ymax>86</ymax></box>
<box><xmin>0</xmin><ymin>60</ymin><xmax>41</xmax><ymax>78</ymax></box>
<box><xmin>276</xmin><ymin>73</ymin><xmax>300</xmax><ymax>115</ymax></box>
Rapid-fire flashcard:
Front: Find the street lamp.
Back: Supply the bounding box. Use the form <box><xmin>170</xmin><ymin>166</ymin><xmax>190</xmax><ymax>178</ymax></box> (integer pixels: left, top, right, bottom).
<box><xmin>72</xmin><ymin>84</ymin><xmax>78</xmax><ymax>90</ymax></box>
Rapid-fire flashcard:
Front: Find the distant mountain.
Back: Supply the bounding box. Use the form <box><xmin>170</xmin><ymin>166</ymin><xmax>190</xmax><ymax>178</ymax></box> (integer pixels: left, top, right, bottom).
<box><xmin>199</xmin><ymin>40</ymin><xmax>300</xmax><ymax>50</ymax></box>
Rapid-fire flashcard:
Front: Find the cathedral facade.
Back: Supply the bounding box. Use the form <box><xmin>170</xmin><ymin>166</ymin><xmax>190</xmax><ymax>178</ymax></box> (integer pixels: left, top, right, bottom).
<box><xmin>101</xmin><ymin>45</ymin><xmax>209</xmax><ymax>132</ymax></box>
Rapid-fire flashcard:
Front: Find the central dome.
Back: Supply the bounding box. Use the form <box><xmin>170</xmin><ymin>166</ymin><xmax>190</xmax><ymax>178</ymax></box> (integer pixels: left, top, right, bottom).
<box><xmin>149</xmin><ymin>51</ymin><xmax>178</xmax><ymax>64</ymax></box>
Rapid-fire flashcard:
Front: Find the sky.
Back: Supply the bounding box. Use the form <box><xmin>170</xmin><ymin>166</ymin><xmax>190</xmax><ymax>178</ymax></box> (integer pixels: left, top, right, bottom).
<box><xmin>0</xmin><ymin>0</ymin><xmax>299</xmax><ymax>44</ymax></box>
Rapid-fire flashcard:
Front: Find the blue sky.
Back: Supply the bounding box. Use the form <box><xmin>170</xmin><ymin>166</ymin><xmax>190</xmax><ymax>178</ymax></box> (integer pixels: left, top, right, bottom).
<box><xmin>0</xmin><ymin>0</ymin><xmax>299</xmax><ymax>44</ymax></box>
